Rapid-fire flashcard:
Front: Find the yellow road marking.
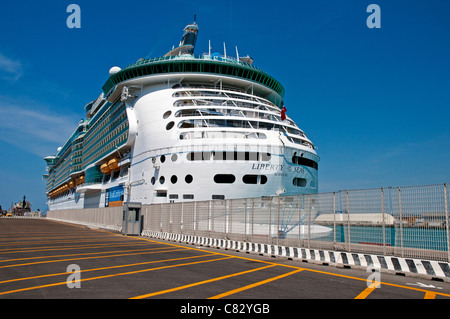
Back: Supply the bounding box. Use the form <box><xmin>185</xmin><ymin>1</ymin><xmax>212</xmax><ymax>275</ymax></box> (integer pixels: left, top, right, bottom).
<box><xmin>424</xmin><ymin>291</ymin><xmax>436</xmax><ymax>299</ymax></box>
<box><xmin>0</xmin><ymin>247</ymin><xmax>186</xmax><ymax>269</ymax></box>
<box><xmin>209</xmin><ymin>268</ymin><xmax>304</xmax><ymax>299</ymax></box>
<box><xmin>138</xmin><ymin>237</ymin><xmax>450</xmax><ymax>298</ymax></box>
<box><xmin>0</xmin><ymin>244</ymin><xmax>162</xmax><ymax>263</ymax></box>
<box><xmin>354</xmin><ymin>281</ymin><xmax>381</xmax><ymax>299</ymax></box>
<box><xmin>0</xmin><ymin>256</ymin><xmax>234</xmax><ymax>296</ymax></box>
<box><xmin>0</xmin><ymin>237</ymin><xmax>136</xmax><ymax>247</ymax></box>
<box><xmin>0</xmin><ymin>240</ymin><xmax>150</xmax><ymax>254</ymax></box>
<box><xmin>0</xmin><ymin>252</ymin><xmax>216</xmax><ymax>285</ymax></box>
<box><xmin>130</xmin><ymin>264</ymin><xmax>277</xmax><ymax>299</ymax></box>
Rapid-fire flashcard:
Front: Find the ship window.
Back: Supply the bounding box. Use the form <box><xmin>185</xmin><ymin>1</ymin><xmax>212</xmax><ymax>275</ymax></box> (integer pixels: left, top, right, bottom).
<box><xmin>159</xmin><ymin>176</ymin><xmax>165</xmax><ymax>184</ymax></box>
<box><xmin>169</xmin><ymin>194</ymin><xmax>178</xmax><ymax>199</ymax></box>
<box><xmin>214</xmin><ymin>174</ymin><xmax>236</xmax><ymax>184</ymax></box>
<box><xmin>160</xmin><ymin>155</ymin><xmax>166</xmax><ymax>163</ymax></box>
<box><xmin>112</xmin><ymin>170</ymin><xmax>120</xmax><ymax>181</ymax></box>
<box><xmin>171</xmin><ymin>154</ymin><xmax>178</xmax><ymax>162</ymax></box>
<box><xmin>292</xmin><ymin>155</ymin><xmax>318</xmax><ymax>170</ymax></box>
<box><xmin>185</xmin><ymin>174</ymin><xmax>193</xmax><ymax>184</ymax></box>
<box><xmin>166</xmin><ymin>122</ymin><xmax>174</xmax><ymax>130</ymax></box>
<box><xmin>212</xmin><ymin>195</ymin><xmax>225</xmax><ymax>200</ymax></box>
<box><xmin>243</xmin><ymin>175</ymin><xmax>268</xmax><ymax>184</ymax></box>
<box><xmin>156</xmin><ymin>191</ymin><xmax>167</xmax><ymax>197</ymax></box>
<box><xmin>293</xmin><ymin>178</ymin><xmax>307</xmax><ymax>187</ymax></box>
<box><xmin>163</xmin><ymin>111</ymin><xmax>172</xmax><ymax>119</ymax></box>
<box><xmin>171</xmin><ymin>175</ymin><xmax>178</xmax><ymax>184</ymax></box>
<box><xmin>183</xmin><ymin>194</ymin><xmax>194</xmax><ymax>199</ymax></box>
<box><xmin>187</xmin><ymin>152</ymin><xmax>211</xmax><ymax>161</ymax></box>
<box><xmin>151</xmin><ymin>177</ymin><xmax>156</xmax><ymax>185</ymax></box>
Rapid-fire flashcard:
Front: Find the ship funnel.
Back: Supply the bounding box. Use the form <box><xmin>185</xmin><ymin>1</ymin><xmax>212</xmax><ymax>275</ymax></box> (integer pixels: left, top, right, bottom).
<box><xmin>164</xmin><ymin>16</ymin><xmax>199</xmax><ymax>57</ymax></box>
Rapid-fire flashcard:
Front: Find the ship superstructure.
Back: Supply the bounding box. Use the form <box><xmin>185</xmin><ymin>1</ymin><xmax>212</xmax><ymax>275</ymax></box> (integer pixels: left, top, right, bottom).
<box><xmin>44</xmin><ymin>19</ymin><xmax>319</xmax><ymax>210</ymax></box>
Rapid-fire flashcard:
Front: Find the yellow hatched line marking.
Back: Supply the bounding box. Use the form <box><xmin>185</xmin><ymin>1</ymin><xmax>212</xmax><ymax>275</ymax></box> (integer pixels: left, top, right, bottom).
<box><xmin>130</xmin><ymin>264</ymin><xmax>277</xmax><ymax>299</ymax></box>
<box><xmin>424</xmin><ymin>291</ymin><xmax>437</xmax><ymax>299</ymax></box>
<box><xmin>354</xmin><ymin>281</ymin><xmax>381</xmax><ymax>299</ymax></box>
<box><xmin>0</xmin><ymin>256</ymin><xmax>233</xmax><ymax>296</ymax></box>
<box><xmin>0</xmin><ymin>252</ymin><xmax>215</xmax><ymax>285</ymax></box>
<box><xmin>208</xmin><ymin>268</ymin><xmax>304</xmax><ymax>299</ymax></box>
<box><xmin>0</xmin><ymin>247</ymin><xmax>185</xmax><ymax>269</ymax></box>
<box><xmin>137</xmin><ymin>237</ymin><xmax>450</xmax><ymax>299</ymax></box>
<box><xmin>0</xmin><ymin>244</ymin><xmax>163</xmax><ymax>263</ymax></box>
<box><xmin>0</xmin><ymin>241</ymin><xmax>150</xmax><ymax>254</ymax></box>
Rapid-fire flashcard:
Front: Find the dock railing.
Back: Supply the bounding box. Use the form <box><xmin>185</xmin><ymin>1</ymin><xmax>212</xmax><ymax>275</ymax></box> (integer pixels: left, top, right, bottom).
<box><xmin>47</xmin><ymin>183</ymin><xmax>450</xmax><ymax>262</ymax></box>
<box><xmin>143</xmin><ymin>183</ymin><xmax>450</xmax><ymax>262</ymax></box>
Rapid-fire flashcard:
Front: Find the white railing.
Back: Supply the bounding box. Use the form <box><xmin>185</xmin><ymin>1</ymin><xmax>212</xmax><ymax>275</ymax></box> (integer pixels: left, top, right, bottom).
<box><xmin>45</xmin><ymin>183</ymin><xmax>450</xmax><ymax>262</ymax></box>
<box><xmin>143</xmin><ymin>183</ymin><xmax>450</xmax><ymax>262</ymax></box>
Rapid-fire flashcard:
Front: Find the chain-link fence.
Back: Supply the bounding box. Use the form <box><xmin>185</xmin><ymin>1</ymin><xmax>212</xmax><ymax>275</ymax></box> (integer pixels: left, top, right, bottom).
<box><xmin>143</xmin><ymin>184</ymin><xmax>450</xmax><ymax>262</ymax></box>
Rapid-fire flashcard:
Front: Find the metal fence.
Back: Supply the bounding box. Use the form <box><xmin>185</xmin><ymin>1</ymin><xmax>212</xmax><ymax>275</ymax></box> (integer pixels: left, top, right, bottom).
<box><xmin>143</xmin><ymin>184</ymin><xmax>450</xmax><ymax>262</ymax></box>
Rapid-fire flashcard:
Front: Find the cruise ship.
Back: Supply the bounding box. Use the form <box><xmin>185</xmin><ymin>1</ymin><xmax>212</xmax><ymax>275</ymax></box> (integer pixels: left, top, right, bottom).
<box><xmin>43</xmin><ymin>19</ymin><xmax>320</xmax><ymax>210</ymax></box>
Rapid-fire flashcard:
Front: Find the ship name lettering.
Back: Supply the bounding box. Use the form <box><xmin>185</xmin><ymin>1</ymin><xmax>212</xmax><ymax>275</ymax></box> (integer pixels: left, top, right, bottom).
<box><xmin>251</xmin><ymin>163</ymin><xmax>283</xmax><ymax>171</ymax></box>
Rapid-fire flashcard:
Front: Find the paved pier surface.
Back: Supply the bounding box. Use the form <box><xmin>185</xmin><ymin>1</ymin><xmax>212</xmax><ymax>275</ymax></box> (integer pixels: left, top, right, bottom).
<box><xmin>1</xmin><ymin>218</ymin><xmax>450</xmax><ymax>306</ymax></box>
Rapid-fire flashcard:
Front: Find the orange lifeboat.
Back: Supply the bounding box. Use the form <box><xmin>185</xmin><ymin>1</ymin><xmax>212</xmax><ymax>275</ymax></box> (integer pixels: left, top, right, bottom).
<box><xmin>101</xmin><ymin>163</ymin><xmax>111</xmax><ymax>174</ymax></box>
<box><xmin>108</xmin><ymin>158</ymin><xmax>119</xmax><ymax>171</ymax></box>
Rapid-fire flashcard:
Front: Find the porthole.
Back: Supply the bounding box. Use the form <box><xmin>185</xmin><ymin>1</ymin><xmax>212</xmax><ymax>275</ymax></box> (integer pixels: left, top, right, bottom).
<box><xmin>171</xmin><ymin>175</ymin><xmax>178</xmax><ymax>184</ymax></box>
<box><xmin>151</xmin><ymin>177</ymin><xmax>156</xmax><ymax>185</ymax></box>
<box><xmin>166</xmin><ymin>121</ymin><xmax>175</xmax><ymax>130</ymax></box>
<box><xmin>293</xmin><ymin>178</ymin><xmax>307</xmax><ymax>187</ymax></box>
<box><xmin>242</xmin><ymin>175</ymin><xmax>268</xmax><ymax>184</ymax></box>
<box><xmin>160</xmin><ymin>155</ymin><xmax>166</xmax><ymax>163</ymax></box>
<box><xmin>159</xmin><ymin>176</ymin><xmax>165</xmax><ymax>184</ymax></box>
<box><xmin>163</xmin><ymin>110</ymin><xmax>172</xmax><ymax>119</ymax></box>
<box><xmin>171</xmin><ymin>153</ymin><xmax>178</xmax><ymax>162</ymax></box>
<box><xmin>185</xmin><ymin>174</ymin><xmax>193</xmax><ymax>184</ymax></box>
<box><xmin>214</xmin><ymin>174</ymin><xmax>236</xmax><ymax>184</ymax></box>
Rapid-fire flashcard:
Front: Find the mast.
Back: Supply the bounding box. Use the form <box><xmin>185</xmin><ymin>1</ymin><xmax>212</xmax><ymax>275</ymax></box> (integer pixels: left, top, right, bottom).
<box><xmin>164</xmin><ymin>15</ymin><xmax>199</xmax><ymax>57</ymax></box>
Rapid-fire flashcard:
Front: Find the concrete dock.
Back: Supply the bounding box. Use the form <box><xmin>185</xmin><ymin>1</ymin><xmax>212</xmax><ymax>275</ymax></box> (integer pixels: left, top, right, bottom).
<box><xmin>1</xmin><ymin>218</ymin><xmax>450</xmax><ymax>303</ymax></box>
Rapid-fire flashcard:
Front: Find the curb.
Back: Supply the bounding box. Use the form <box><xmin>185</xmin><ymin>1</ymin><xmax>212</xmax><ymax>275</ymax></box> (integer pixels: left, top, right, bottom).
<box><xmin>141</xmin><ymin>230</ymin><xmax>450</xmax><ymax>282</ymax></box>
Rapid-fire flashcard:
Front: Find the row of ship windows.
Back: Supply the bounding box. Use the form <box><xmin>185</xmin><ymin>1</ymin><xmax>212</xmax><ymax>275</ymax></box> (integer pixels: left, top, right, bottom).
<box><xmin>173</xmin><ymin>107</ymin><xmax>298</xmax><ymax>130</ymax></box>
<box><xmin>159</xmin><ymin>193</ymin><xmax>226</xmax><ymax>200</ymax></box>
<box><xmin>172</xmin><ymin>99</ymin><xmax>282</xmax><ymax>115</ymax></box>
<box><xmin>171</xmin><ymin>90</ymin><xmax>279</xmax><ymax>112</ymax></box>
<box><xmin>84</xmin><ymin>112</ymin><xmax>127</xmax><ymax>153</ymax></box>
<box><xmin>151</xmin><ymin>174</ymin><xmax>314</xmax><ymax>188</ymax></box>
<box><xmin>174</xmin><ymin>119</ymin><xmax>303</xmax><ymax>136</ymax></box>
<box><xmin>154</xmin><ymin>151</ymin><xmax>317</xmax><ymax>170</ymax></box>
<box><xmin>83</xmin><ymin>131</ymin><xmax>129</xmax><ymax>167</ymax></box>
<box><xmin>85</xmin><ymin>102</ymin><xmax>125</xmax><ymax>145</ymax></box>
<box><xmin>180</xmin><ymin>131</ymin><xmax>267</xmax><ymax>140</ymax></box>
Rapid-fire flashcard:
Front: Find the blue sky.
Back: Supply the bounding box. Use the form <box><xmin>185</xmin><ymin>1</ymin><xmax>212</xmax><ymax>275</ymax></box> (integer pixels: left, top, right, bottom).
<box><xmin>0</xmin><ymin>0</ymin><xmax>449</xmax><ymax>212</ymax></box>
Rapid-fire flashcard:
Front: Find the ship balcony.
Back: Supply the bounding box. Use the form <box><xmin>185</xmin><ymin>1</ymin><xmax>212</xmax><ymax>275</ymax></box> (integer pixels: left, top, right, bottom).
<box><xmin>76</xmin><ymin>183</ymin><xmax>102</xmax><ymax>194</ymax></box>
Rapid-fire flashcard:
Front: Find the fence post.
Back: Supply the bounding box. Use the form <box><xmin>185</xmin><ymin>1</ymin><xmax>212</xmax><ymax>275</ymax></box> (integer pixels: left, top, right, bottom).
<box><xmin>346</xmin><ymin>190</ymin><xmax>351</xmax><ymax>252</ymax></box>
<box><xmin>268</xmin><ymin>197</ymin><xmax>272</xmax><ymax>244</ymax></box>
<box><xmin>298</xmin><ymin>194</ymin><xmax>302</xmax><ymax>248</ymax></box>
<box><xmin>444</xmin><ymin>183</ymin><xmax>450</xmax><ymax>262</ymax></box>
<box><xmin>159</xmin><ymin>204</ymin><xmax>163</xmax><ymax>232</ymax></box>
<box><xmin>333</xmin><ymin>192</ymin><xmax>336</xmax><ymax>246</ymax></box>
<box><xmin>398</xmin><ymin>187</ymin><xmax>404</xmax><ymax>258</ymax></box>
<box><xmin>307</xmin><ymin>193</ymin><xmax>311</xmax><ymax>249</ymax></box>
<box><xmin>277</xmin><ymin>196</ymin><xmax>280</xmax><ymax>245</ymax></box>
<box><xmin>181</xmin><ymin>202</ymin><xmax>184</xmax><ymax>234</ymax></box>
<box><xmin>251</xmin><ymin>198</ymin><xmax>254</xmax><ymax>243</ymax></box>
<box><xmin>208</xmin><ymin>200</ymin><xmax>212</xmax><ymax>237</ymax></box>
<box><xmin>193</xmin><ymin>201</ymin><xmax>197</xmax><ymax>236</ymax></box>
<box><xmin>381</xmin><ymin>188</ymin><xmax>386</xmax><ymax>255</ymax></box>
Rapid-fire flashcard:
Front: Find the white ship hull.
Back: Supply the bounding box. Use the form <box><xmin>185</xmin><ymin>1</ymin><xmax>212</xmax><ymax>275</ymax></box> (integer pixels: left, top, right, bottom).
<box><xmin>45</xmin><ymin>21</ymin><xmax>319</xmax><ymax>211</ymax></box>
